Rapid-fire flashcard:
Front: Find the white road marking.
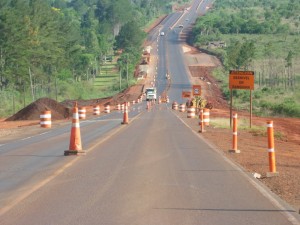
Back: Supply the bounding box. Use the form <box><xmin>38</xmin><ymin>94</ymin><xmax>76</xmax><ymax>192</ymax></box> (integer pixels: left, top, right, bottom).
<box><xmin>21</xmin><ymin>137</ymin><xmax>32</xmax><ymax>140</ymax></box>
<box><xmin>83</xmin><ymin>119</ymin><xmax>122</xmax><ymax>123</ymax></box>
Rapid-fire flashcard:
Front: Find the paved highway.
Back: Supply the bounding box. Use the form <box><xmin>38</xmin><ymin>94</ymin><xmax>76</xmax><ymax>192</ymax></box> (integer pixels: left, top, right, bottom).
<box><xmin>1</xmin><ymin>0</ymin><xmax>300</xmax><ymax>224</ymax></box>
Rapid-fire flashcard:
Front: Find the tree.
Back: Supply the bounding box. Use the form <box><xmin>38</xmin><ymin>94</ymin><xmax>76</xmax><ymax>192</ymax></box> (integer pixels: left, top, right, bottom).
<box><xmin>106</xmin><ymin>0</ymin><xmax>132</xmax><ymax>36</ymax></box>
<box><xmin>226</xmin><ymin>39</ymin><xmax>242</xmax><ymax>70</ymax></box>
<box><xmin>236</xmin><ymin>40</ymin><xmax>255</xmax><ymax>70</ymax></box>
<box><xmin>285</xmin><ymin>50</ymin><xmax>294</xmax><ymax>88</ymax></box>
<box><xmin>115</xmin><ymin>21</ymin><xmax>145</xmax><ymax>50</ymax></box>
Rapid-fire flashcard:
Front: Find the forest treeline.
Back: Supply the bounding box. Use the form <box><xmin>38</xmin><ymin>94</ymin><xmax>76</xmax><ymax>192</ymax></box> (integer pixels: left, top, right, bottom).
<box><xmin>191</xmin><ymin>0</ymin><xmax>300</xmax><ymax>117</ymax></box>
<box><xmin>192</xmin><ymin>0</ymin><xmax>300</xmax><ymax>68</ymax></box>
<box><xmin>0</xmin><ymin>0</ymin><xmax>183</xmax><ymax>103</ymax></box>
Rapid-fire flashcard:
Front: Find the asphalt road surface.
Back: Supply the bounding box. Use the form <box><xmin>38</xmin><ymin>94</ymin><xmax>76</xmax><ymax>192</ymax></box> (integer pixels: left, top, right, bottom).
<box><xmin>1</xmin><ymin>105</ymin><xmax>299</xmax><ymax>225</ymax></box>
<box><xmin>1</xmin><ymin>0</ymin><xmax>300</xmax><ymax>224</ymax></box>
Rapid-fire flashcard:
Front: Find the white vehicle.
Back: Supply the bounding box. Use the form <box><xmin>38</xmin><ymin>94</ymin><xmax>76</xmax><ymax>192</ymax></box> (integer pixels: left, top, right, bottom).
<box><xmin>145</xmin><ymin>87</ymin><xmax>157</xmax><ymax>101</ymax></box>
<box><xmin>160</xmin><ymin>31</ymin><xmax>165</xmax><ymax>36</ymax></box>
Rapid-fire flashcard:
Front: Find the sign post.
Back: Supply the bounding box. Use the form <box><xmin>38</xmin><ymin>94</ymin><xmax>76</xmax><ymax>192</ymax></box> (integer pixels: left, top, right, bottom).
<box><xmin>182</xmin><ymin>91</ymin><xmax>192</xmax><ymax>99</ymax></box>
<box><xmin>192</xmin><ymin>85</ymin><xmax>201</xmax><ymax>96</ymax></box>
<box><xmin>229</xmin><ymin>70</ymin><xmax>254</xmax><ymax>128</ymax></box>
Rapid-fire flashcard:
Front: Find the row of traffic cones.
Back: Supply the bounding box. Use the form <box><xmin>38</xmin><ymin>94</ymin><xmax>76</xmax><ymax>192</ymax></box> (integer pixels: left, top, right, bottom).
<box><xmin>64</xmin><ymin>101</ymin><xmax>130</xmax><ymax>156</ymax></box>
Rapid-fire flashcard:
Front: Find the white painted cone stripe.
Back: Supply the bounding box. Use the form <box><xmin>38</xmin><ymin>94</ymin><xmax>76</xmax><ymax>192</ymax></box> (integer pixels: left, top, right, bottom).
<box><xmin>40</xmin><ymin>121</ymin><xmax>52</xmax><ymax>125</ymax></box>
<box><xmin>40</xmin><ymin>114</ymin><xmax>51</xmax><ymax>119</ymax></box>
<box><xmin>73</xmin><ymin>113</ymin><xmax>79</xmax><ymax>119</ymax></box>
<box><xmin>232</xmin><ymin>115</ymin><xmax>238</xmax><ymax>118</ymax></box>
<box><xmin>267</xmin><ymin>124</ymin><xmax>273</xmax><ymax>128</ymax></box>
<box><xmin>203</xmin><ymin>119</ymin><xmax>210</xmax><ymax>122</ymax></box>
<box><xmin>233</xmin><ymin>132</ymin><xmax>238</xmax><ymax>135</ymax></box>
<box><xmin>203</xmin><ymin>112</ymin><xmax>210</xmax><ymax>115</ymax></box>
<box><xmin>268</xmin><ymin>148</ymin><xmax>275</xmax><ymax>152</ymax></box>
<box><xmin>72</xmin><ymin>123</ymin><xmax>80</xmax><ymax>128</ymax></box>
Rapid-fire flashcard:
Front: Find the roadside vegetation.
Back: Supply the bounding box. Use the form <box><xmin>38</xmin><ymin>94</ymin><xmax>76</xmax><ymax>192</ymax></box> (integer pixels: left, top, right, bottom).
<box><xmin>0</xmin><ymin>0</ymin><xmax>191</xmax><ymax>117</ymax></box>
<box><xmin>210</xmin><ymin>117</ymin><xmax>286</xmax><ymax>140</ymax></box>
<box><xmin>191</xmin><ymin>0</ymin><xmax>300</xmax><ymax>118</ymax></box>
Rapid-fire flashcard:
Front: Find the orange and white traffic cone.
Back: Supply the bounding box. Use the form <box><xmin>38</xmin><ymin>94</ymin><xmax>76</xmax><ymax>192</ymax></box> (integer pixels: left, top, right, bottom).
<box><xmin>64</xmin><ymin>102</ymin><xmax>85</xmax><ymax>156</ymax></box>
<box><xmin>266</xmin><ymin>121</ymin><xmax>279</xmax><ymax>177</ymax></box>
<box><xmin>121</xmin><ymin>102</ymin><xmax>129</xmax><ymax>124</ymax></box>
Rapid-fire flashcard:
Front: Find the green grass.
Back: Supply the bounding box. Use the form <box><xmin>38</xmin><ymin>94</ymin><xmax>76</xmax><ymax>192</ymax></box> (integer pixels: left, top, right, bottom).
<box><xmin>95</xmin><ymin>63</ymin><xmax>120</xmax><ymax>89</ymax></box>
<box><xmin>209</xmin><ymin>117</ymin><xmax>286</xmax><ymax>140</ymax></box>
<box><xmin>220</xmin><ymin>34</ymin><xmax>300</xmax><ymax>59</ymax></box>
<box><xmin>210</xmin><ymin>117</ymin><xmax>260</xmax><ymax>130</ymax></box>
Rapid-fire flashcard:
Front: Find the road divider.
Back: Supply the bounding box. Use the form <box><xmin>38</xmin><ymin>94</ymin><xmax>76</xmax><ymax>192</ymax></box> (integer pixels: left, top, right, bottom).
<box><xmin>172</xmin><ymin>101</ymin><xmax>178</xmax><ymax>110</ymax></box>
<box><xmin>93</xmin><ymin>105</ymin><xmax>100</xmax><ymax>115</ymax></box>
<box><xmin>199</xmin><ymin>109</ymin><xmax>205</xmax><ymax>133</ymax></box>
<box><xmin>267</xmin><ymin>121</ymin><xmax>279</xmax><ymax>177</ymax></box>
<box><xmin>203</xmin><ymin>108</ymin><xmax>210</xmax><ymax>126</ymax></box>
<box><xmin>187</xmin><ymin>107</ymin><xmax>196</xmax><ymax>118</ymax></box>
<box><xmin>179</xmin><ymin>103</ymin><xmax>186</xmax><ymax>112</ymax></box>
<box><xmin>104</xmin><ymin>105</ymin><xmax>110</xmax><ymax>113</ymax></box>
<box><xmin>229</xmin><ymin>113</ymin><xmax>240</xmax><ymax>153</ymax></box>
<box><xmin>78</xmin><ymin>107</ymin><xmax>86</xmax><ymax>120</ymax></box>
<box><xmin>40</xmin><ymin>110</ymin><xmax>51</xmax><ymax>128</ymax></box>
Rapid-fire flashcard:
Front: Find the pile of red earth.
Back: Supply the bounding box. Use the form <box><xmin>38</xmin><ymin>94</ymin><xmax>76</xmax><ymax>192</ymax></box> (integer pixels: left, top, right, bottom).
<box><xmin>62</xmin><ymin>84</ymin><xmax>145</xmax><ymax>108</ymax></box>
<box><xmin>6</xmin><ymin>97</ymin><xmax>70</xmax><ymax>121</ymax></box>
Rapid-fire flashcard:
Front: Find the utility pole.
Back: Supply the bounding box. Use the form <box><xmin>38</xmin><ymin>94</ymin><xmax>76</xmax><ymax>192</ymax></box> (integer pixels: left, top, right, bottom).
<box><xmin>126</xmin><ymin>54</ymin><xmax>129</xmax><ymax>87</ymax></box>
<box><xmin>119</xmin><ymin>68</ymin><xmax>122</xmax><ymax>91</ymax></box>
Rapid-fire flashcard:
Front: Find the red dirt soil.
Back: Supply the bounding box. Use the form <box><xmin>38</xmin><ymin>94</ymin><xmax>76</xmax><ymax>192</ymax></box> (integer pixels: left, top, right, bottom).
<box><xmin>5</xmin><ymin>97</ymin><xmax>70</xmax><ymax>121</ymax></box>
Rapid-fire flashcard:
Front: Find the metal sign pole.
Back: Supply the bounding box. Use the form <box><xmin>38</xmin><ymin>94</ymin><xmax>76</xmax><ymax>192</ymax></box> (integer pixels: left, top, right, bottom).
<box><xmin>250</xmin><ymin>90</ymin><xmax>252</xmax><ymax>128</ymax></box>
<box><xmin>230</xmin><ymin>89</ymin><xmax>233</xmax><ymax>128</ymax></box>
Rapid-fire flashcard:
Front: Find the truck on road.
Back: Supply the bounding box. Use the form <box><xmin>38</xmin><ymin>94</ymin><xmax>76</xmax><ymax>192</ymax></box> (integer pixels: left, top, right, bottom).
<box><xmin>145</xmin><ymin>87</ymin><xmax>157</xmax><ymax>101</ymax></box>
